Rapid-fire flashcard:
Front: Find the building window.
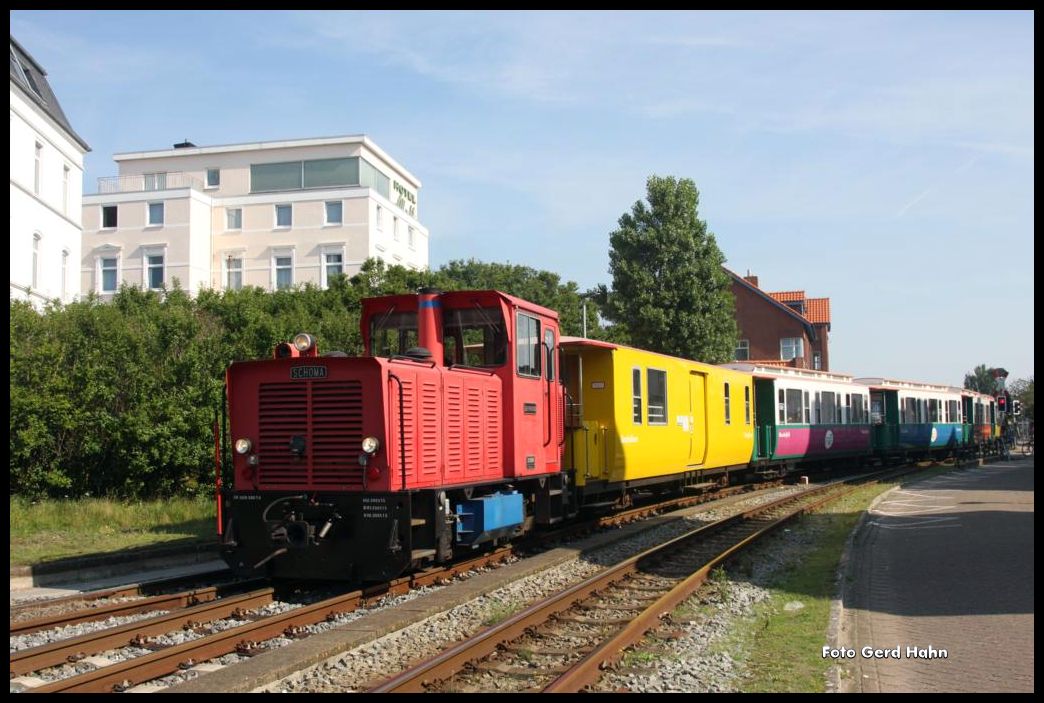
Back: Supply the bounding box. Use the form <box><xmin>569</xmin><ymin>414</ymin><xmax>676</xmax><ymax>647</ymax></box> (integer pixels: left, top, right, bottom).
<box><xmin>34</xmin><ymin>142</ymin><xmax>42</xmax><ymax>195</ymax></box>
<box><xmin>632</xmin><ymin>368</ymin><xmax>642</xmax><ymax>424</ymax></box>
<box><xmin>205</xmin><ymin>168</ymin><xmax>220</xmax><ymax>188</ymax></box>
<box><xmin>647</xmin><ymin>369</ymin><xmax>667</xmax><ymax>425</ymax></box>
<box><xmin>274</xmin><ymin>255</ymin><xmax>293</xmax><ymax>290</ymax></box>
<box><xmin>813</xmin><ymin>351</ymin><xmax>822</xmax><ymax>370</ymax></box>
<box><xmin>102</xmin><ymin>205</ymin><xmax>118</xmax><ymax>229</ymax></box>
<box><xmin>146</xmin><ymin>254</ymin><xmax>164</xmax><ymax>290</ymax></box>
<box><xmin>100</xmin><ymin>257</ymin><xmax>118</xmax><ymax>293</ymax></box>
<box><xmin>275</xmin><ymin>204</ymin><xmax>292</xmax><ymax>228</ymax></box>
<box><xmin>744</xmin><ymin>385</ymin><xmax>751</xmax><ymax>425</ymax></box>
<box><xmin>324</xmin><ymin>251</ymin><xmax>344</xmax><ymax>285</ymax></box>
<box><xmin>735</xmin><ymin>339</ymin><xmax>749</xmax><ymax>361</ymax></box>
<box><xmin>63</xmin><ymin>165</ymin><xmax>70</xmax><ymax>213</ymax></box>
<box><xmin>226</xmin><ymin>257</ymin><xmax>243</xmax><ymax>290</ymax></box>
<box><xmin>408</xmin><ymin>226</ymin><xmax>415</xmax><ymax>249</ymax></box>
<box><xmin>61</xmin><ymin>250</ymin><xmax>69</xmax><ymax>299</ymax></box>
<box><xmin>32</xmin><ymin>233</ymin><xmax>40</xmax><ymax>288</ymax></box>
<box><xmin>376</xmin><ymin>204</ymin><xmax>384</xmax><ymax>231</ymax></box>
<box><xmin>226</xmin><ymin>208</ymin><xmax>242</xmax><ymax>231</ymax></box>
<box><xmin>144</xmin><ymin>172</ymin><xmax>167</xmax><ymax>190</ymax></box>
<box><xmin>325</xmin><ymin>201</ymin><xmax>343</xmax><ymax>225</ymax></box>
<box><xmin>516</xmin><ymin>313</ymin><xmax>541</xmax><ymax>378</ymax></box>
<box><xmin>393</xmin><ymin>216</ymin><xmax>400</xmax><ymax>241</ymax></box>
<box><xmin>724</xmin><ymin>382</ymin><xmax>731</xmax><ymax>425</ymax></box>
<box><xmin>147</xmin><ymin>202</ymin><xmax>164</xmax><ymax>226</ymax></box>
<box><xmin>780</xmin><ymin>337</ymin><xmax>804</xmax><ymax>361</ymax></box>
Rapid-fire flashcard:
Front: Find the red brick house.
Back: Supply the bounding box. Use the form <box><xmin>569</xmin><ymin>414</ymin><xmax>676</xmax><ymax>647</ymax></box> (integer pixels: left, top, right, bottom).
<box><xmin>727</xmin><ymin>269</ymin><xmax>832</xmax><ymax>371</ymax></box>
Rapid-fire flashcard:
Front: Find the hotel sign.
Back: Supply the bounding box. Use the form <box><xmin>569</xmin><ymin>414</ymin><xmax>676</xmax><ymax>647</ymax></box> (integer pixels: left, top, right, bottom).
<box><xmin>393</xmin><ymin>181</ymin><xmax>417</xmax><ymax>218</ymax></box>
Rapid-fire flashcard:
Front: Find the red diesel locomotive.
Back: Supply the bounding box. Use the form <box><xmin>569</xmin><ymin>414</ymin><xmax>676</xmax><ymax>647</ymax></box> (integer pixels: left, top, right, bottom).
<box><xmin>220</xmin><ymin>289</ymin><xmax>571</xmax><ymax>581</ymax></box>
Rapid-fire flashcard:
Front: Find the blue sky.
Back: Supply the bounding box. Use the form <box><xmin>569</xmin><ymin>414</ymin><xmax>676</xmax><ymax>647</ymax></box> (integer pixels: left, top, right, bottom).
<box><xmin>12</xmin><ymin>10</ymin><xmax>1033</xmax><ymax>387</ymax></box>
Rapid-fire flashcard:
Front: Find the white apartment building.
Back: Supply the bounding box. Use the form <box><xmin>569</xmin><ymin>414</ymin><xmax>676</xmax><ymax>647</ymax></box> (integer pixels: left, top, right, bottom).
<box><xmin>10</xmin><ymin>37</ymin><xmax>90</xmax><ymax>307</ymax></box>
<box><xmin>81</xmin><ymin>135</ymin><xmax>428</xmax><ymax>297</ymax></box>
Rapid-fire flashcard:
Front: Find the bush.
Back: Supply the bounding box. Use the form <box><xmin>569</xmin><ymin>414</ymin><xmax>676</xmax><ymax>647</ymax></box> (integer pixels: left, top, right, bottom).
<box><xmin>10</xmin><ymin>259</ymin><xmax>601</xmax><ymax>499</ymax></box>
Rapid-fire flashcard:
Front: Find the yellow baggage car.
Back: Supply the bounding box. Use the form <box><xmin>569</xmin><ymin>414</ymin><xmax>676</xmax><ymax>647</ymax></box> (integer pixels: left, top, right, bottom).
<box><xmin>560</xmin><ymin>337</ymin><xmax>754</xmax><ymax>505</ymax></box>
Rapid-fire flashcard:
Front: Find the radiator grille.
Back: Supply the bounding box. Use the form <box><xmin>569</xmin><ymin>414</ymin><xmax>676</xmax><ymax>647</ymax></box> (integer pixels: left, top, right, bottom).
<box><xmin>257</xmin><ymin>381</ymin><xmax>364</xmax><ymax>489</ymax></box>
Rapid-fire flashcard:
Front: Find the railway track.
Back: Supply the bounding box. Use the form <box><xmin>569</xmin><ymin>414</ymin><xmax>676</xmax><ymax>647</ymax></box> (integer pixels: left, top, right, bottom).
<box><xmin>7</xmin><ymin>478</ymin><xmax>792</xmax><ymax>693</ymax></box>
<box><xmin>368</xmin><ymin>467</ymin><xmax>912</xmax><ymax>693</ymax></box>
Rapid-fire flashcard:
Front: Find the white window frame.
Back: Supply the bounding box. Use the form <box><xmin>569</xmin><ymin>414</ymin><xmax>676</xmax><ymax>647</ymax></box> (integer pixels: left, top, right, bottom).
<box><xmin>223</xmin><ymin>252</ymin><xmax>245</xmax><ymax>291</ymax></box>
<box><xmin>101</xmin><ymin>204</ymin><xmax>118</xmax><ymax>230</ymax></box>
<box><xmin>647</xmin><ymin>368</ymin><xmax>668</xmax><ymax>426</ymax></box>
<box><xmin>271</xmin><ymin>248</ymin><xmax>295</xmax><ymax>290</ymax></box>
<box><xmin>274</xmin><ymin>203</ymin><xmax>292</xmax><ymax>229</ymax></box>
<box><xmin>780</xmin><ymin>337</ymin><xmax>804</xmax><ymax>361</ymax></box>
<box><xmin>34</xmin><ymin>141</ymin><xmax>42</xmax><ymax>195</ymax></box>
<box><xmin>376</xmin><ymin>204</ymin><xmax>384</xmax><ymax>231</ymax></box>
<box><xmin>142</xmin><ymin>246</ymin><xmax>167</xmax><ymax>291</ymax></box>
<box><xmin>320</xmin><ymin>245</ymin><xmax>346</xmax><ymax>288</ymax></box>
<box><xmin>144</xmin><ymin>172</ymin><xmax>166</xmax><ymax>191</ymax></box>
<box><xmin>205</xmin><ymin>167</ymin><xmax>220</xmax><ymax>189</ymax></box>
<box><xmin>62</xmin><ymin>164</ymin><xmax>70</xmax><ymax>214</ymax></box>
<box><xmin>32</xmin><ymin>232</ymin><xmax>41</xmax><ymax>288</ymax></box>
<box><xmin>61</xmin><ymin>249</ymin><xmax>69</xmax><ymax>300</ymax></box>
<box><xmin>226</xmin><ymin>207</ymin><xmax>242</xmax><ymax>231</ymax></box>
<box><xmin>146</xmin><ymin>201</ymin><xmax>165</xmax><ymax>227</ymax></box>
<box><xmin>735</xmin><ymin>339</ymin><xmax>750</xmax><ymax>361</ymax></box>
<box><xmin>724</xmin><ymin>382</ymin><xmax>731</xmax><ymax>425</ymax></box>
<box><xmin>324</xmin><ymin>200</ymin><xmax>343</xmax><ymax>226</ymax></box>
<box><xmin>96</xmin><ymin>251</ymin><xmax>121</xmax><ymax>294</ymax></box>
<box><xmin>632</xmin><ymin>367</ymin><xmax>643</xmax><ymax>424</ymax></box>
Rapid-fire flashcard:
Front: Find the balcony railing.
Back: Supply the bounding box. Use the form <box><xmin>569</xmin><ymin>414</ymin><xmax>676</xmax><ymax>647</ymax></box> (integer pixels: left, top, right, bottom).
<box><xmin>95</xmin><ymin>172</ymin><xmax>204</xmax><ymax>194</ymax></box>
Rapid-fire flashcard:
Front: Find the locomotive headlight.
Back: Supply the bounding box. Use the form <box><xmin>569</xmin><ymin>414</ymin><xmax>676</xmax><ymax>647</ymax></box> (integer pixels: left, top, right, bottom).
<box><xmin>234</xmin><ymin>438</ymin><xmax>253</xmax><ymax>455</ymax></box>
<box><xmin>361</xmin><ymin>436</ymin><xmax>380</xmax><ymax>454</ymax></box>
<box><xmin>292</xmin><ymin>333</ymin><xmax>316</xmax><ymax>353</ymax></box>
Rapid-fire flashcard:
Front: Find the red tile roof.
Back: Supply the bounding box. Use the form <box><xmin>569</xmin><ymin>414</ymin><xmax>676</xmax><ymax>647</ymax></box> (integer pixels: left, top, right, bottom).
<box><xmin>767</xmin><ymin>290</ymin><xmax>805</xmax><ymax>302</ymax></box>
<box><xmin>805</xmin><ymin>297</ymin><xmax>831</xmax><ymax>324</ymax></box>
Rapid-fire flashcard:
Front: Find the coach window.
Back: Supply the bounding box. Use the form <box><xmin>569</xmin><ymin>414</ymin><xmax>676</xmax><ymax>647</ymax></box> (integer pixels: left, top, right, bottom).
<box><xmin>803</xmin><ymin>391</ymin><xmax>811</xmax><ymax>424</ymax></box>
<box><xmin>744</xmin><ymin>385</ymin><xmax>751</xmax><ymax>425</ymax></box>
<box><xmin>852</xmin><ymin>393</ymin><xmax>864</xmax><ymax>423</ymax></box>
<box><xmin>724</xmin><ymin>383</ymin><xmax>731</xmax><ymax>425</ymax></box>
<box><xmin>845</xmin><ymin>394</ymin><xmax>851</xmax><ymax>424</ymax></box>
<box><xmin>815</xmin><ymin>392</ymin><xmax>822</xmax><ymax>424</ymax></box>
<box><xmin>822</xmin><ymin>392</ymin><xmax>837</xmax><ymax>425</ymax></box>
<box><xmin>632</xmin><ymin>369</ymin><xmax>642</xmax><ymax>424</ymax></box>
<box><xmin>647</xmin><ymin>369</ymin><xmax>667</xmax><ymax>425</ymax></box>
<box><xmin>785</xmin><ymin>389</ymin><xmax>803</xmax><ymax>424</ymax></box>
<box><xmin>778</xmin><ymin>388</ymin><xmax>785</xmax><ymax>423</ymax></box>
<box><xmin>516</xmin><ymin>313</ymin><xmax>541</xmax><ymax>378</ymax></box>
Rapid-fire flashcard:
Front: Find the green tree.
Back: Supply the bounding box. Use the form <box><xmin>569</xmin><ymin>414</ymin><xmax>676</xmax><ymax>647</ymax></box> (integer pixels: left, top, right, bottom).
<box><xmin>1008</xmin><ymin>376</ymin><xmax>1034</xmax><ymax>421</ymax></box>
<box><xmin>963</xmin><ymin>364</ymin><xmax>999</xmax><ymax>394</ymax></box>
<box><xmin>598</xmin><ymin>175</ymin><xmax>738</xmax><ymax>362</ymax></box>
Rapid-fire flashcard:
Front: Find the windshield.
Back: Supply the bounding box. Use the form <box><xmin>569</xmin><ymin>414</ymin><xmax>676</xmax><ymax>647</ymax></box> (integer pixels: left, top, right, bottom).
<box><xmin>443</xmin><ymin>307</ymin><xmax>506</xmax><ymax>367</ymax></box>
<box><xmin>370</xmin><ymin>310</ymin><xmax>418</xmax><ymax>357</ymax></box>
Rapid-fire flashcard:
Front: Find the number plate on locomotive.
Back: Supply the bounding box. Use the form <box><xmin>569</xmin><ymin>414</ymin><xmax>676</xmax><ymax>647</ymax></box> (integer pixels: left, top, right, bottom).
<box><xmin>291</xmin><ymin>366</ymin><xmax>328</xmax><ymax>379</ymax></box>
